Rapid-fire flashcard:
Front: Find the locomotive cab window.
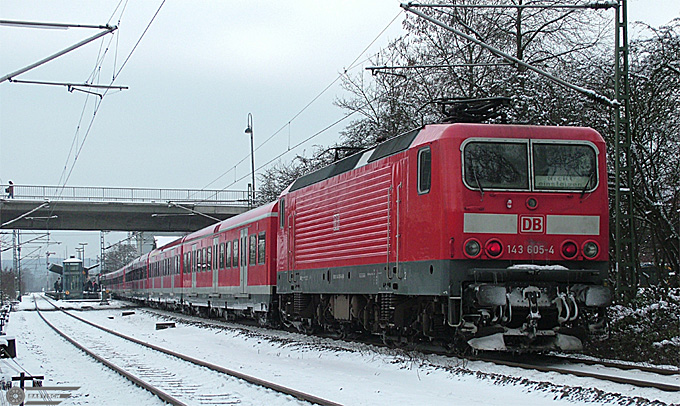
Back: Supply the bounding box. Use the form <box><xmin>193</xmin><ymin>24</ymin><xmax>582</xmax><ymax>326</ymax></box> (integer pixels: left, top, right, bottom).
<box><xmin>532</xmin><ymin>142</ymin><xmax>597</xmax><ymax>191</ymax></box>
<box><xmin>418</xmin><ymin>147</ymin><xmax>431</xmax><ymax>194</ymax></box>
<box><xmin>463</xmin><ymin>140</ymin><xmax>529</xmax><ymax>190</ymax></box>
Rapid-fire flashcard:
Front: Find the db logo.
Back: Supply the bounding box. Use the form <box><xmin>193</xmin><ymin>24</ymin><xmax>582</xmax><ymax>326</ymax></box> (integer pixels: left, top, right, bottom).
<box><xmin>520</xmin><ymin>216</ymin><xmax>544</xmax><ymax>233</ymax></box>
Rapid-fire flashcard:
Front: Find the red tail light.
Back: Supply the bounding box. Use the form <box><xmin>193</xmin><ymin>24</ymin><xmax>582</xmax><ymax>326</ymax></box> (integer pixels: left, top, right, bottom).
<box><xmin>561</xmin><ymin>240</ymin><xmax>578</xmax><ymax>259</ymax></box>
<box><xmin>485</xmin><ymin>239</ymin><xmax>503</xmax><ymax>258</ymax></box>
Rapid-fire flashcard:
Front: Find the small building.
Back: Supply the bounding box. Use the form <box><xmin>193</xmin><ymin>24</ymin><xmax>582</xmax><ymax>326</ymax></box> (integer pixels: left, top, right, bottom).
<box><xmin>48</xmin><ymin>256</ymin><xmax>99</xmax><ymax>300</ymax></box>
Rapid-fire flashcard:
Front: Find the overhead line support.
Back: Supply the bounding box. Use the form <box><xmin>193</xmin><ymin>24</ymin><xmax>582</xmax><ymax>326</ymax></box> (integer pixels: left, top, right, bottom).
<box><xmin>0</xmin><ymin>24</ymin><xmax>117</xmax><ymax>84</ymax></box>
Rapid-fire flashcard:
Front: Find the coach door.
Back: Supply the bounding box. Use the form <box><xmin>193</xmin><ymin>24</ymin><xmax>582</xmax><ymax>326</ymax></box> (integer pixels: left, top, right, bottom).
<box><xmin>212</xmin><ymin>237</ymin><xmax>219</xmax><ymax>291</ymax></box>
<box><xmin>239</xmin><ymin>228</ymin><xmax>248</xmax><ymax>294</ymax></box>
<box><xmin>191</xmin><ymin>244</ymin><xmax>197</xmax><ymax>289</ymax></box>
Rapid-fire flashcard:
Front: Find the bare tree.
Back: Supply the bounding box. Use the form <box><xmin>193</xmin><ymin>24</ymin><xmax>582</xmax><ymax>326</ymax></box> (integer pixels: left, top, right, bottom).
<box><xmin>628</xmin><ymin>21</ymin><xmax>680</xmax><ymax>276</ymax></box>
<box><xmin>104</xmin><ymin>243</ymin><xmax>138</xmax><ymax>273</ymax></box>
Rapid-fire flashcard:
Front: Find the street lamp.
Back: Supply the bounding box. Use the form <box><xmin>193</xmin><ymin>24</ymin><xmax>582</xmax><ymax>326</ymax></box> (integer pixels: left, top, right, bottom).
<box><xmin>245</xmin><ymin>113</ymin><xmax>255</xmax><ymax>208</ymax></box>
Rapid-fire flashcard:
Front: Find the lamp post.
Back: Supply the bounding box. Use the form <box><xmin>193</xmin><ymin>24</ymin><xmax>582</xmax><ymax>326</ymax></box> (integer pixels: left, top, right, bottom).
<box><xmin>244</xmin><ymin>113</ymin><xmax>255</xmax><ymax>208</ymax></box>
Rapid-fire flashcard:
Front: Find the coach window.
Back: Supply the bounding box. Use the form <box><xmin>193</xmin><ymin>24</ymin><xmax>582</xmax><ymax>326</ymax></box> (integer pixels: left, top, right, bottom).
<box><xmin>279</xmin><ymin>198</ymin><xmax>285</xmax><ymax>228</ymax></box>
<box><xmin>418</xmin><ymin>147</ymin><xmax>431</xmax><ymax>194</ymax></box>
<box><xmin>207</xmin><ymin>247</ymin><xmax>212</xmax><ymax>271</ymax></box>
<box><xmin>232</xmin><ymin>239</ymin><xmax>239</xmax><ymax>267</ymax></box>
<box><xmin>258</xmin><ymin>232</ymin><xmax>266</xmax><ymax>264</ymax></box>
<box><xmin>219</xmin><ymin>243</ymin><xmax>225</xmax><ymax>269</ymax></box>
<box><xmin>226</xmin><ymin>241</ymin><xmax>232</xmax><ymax>268</ymax></box>
<box><xmin>213</xmin><ymin>245</ymin><xmax>217</xmax><ymax>269</ymax></box>
<box><xmin>249</xmin><ymin>235</ymin><xmax>257</xmax><ymax>265</ymax></box>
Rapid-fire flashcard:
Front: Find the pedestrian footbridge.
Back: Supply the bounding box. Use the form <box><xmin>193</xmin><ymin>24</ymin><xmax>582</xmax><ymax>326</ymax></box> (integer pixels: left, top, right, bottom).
<box><xmin>0</xmin><ymin>185</ymin><xmax>251</xmax><ymax>232</ymax></box>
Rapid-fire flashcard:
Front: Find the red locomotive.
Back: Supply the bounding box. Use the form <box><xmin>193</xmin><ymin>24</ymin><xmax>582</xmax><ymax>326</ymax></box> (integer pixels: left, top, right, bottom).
<box><xmin>104</xmin><ymin>122</ymin><xmax>611</xmax><ymax>352</ymax></box>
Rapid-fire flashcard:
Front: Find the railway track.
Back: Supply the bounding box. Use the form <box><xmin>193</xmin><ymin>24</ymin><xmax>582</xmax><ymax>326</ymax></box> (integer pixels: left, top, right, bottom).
<box><xmin>137</xmin><ymin>305</ymin><xmax>680</xmax><ymax>395</ymax></box>
<box><xmin>470</xmin><ymin>353</ymin><xmax>680</xmax><ymax>392</ymax></box>
<box><xmin>36</xmin><ymin>296</ymin><xmax>342</xmax><ymax>406</ymax></box>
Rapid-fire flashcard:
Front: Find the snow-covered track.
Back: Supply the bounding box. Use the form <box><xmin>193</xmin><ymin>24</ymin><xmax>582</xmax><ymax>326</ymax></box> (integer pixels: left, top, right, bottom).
<box><xmin>471</xmin><ymin>353</ymin><xmax>680</xmax><ymax>392</ymax></box>
<box><xmin>39</xmin><ymin>297</ymin><xmax>341</xmax><ymax>406</ymax></box>
<box><xmin>35</xmin><ymin>298</ymin><xmax>187</xmax><ymax>406</ymax></box>
<box><xmin>140</xmin><ymin>305</ymin><xmax>680</xmax><ymax>395</ymax></box>
<box><xmin>543</xmin><ymin>354</ymin><xmax>680</xmax><ymax>376</ymax></box>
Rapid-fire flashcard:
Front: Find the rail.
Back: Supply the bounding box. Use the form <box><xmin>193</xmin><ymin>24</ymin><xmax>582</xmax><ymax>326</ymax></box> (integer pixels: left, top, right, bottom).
<box><xmin>39</xmin><ymin>296</ymin><xmax>343</xmax><ymax>406</ymax></box>
<box><xmin>3</xmin><ymin>184</ymin><xmax>250</xmax><ymax>206</ymax></box>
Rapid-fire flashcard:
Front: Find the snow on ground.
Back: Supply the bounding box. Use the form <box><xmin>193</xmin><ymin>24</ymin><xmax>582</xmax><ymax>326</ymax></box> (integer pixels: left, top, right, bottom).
<box><xmin>2</xmin><ymin>302</ymin><xmax>163</xmax><ymax>405</ymax></box>
<box><xmin>3</xmin><ymin>293</ymin><xmax>678</xmax><ymax>406</ymax></box>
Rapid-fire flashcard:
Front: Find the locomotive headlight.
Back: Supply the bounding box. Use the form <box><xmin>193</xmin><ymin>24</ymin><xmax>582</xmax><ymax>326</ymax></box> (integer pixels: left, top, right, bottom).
<box><xmin>582</xmin><ymin>241</ymin><xmax>599</xmax><ymax>259</ymax></box>
<box><xmin>464</xmin><ymin>239</ymin><xmax>481</xmax><ymax>258</ymax></box>
<box><xmin>560</xmin><ymin>240</ymin><xmax>578</xmax><ymax>259</ymax></box>
<box><xmin>485</xmin><ymin>239</ymin><xmax>503</xmax><ymax>258</ymax></box>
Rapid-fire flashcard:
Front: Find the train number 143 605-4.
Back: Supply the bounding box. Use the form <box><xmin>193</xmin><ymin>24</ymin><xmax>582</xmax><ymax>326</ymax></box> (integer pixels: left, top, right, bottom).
<box><xmin>507</xmin><ymin>244</ymin><xmax>555</xmax><ymax>255</ymax></box>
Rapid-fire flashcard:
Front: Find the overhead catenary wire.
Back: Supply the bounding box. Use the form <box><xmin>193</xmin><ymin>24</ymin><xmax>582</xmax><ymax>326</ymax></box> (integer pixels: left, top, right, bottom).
<box><xmin>198</xmin><ymin>107</ymin><xmax>362</xmax><ymax>203</ymax></box>
<box><xmin>52</xmin><ymin>0</ymin><xmax>165</xmax><ymax>204</ymax></box>
<box><xmin>194</xmin><ymin>10</ymin><xmax>404</xmax><ymax>198</ymax></box>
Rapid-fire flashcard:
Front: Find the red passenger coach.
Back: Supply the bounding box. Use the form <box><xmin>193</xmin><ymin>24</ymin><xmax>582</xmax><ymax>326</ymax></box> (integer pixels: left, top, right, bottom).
<box><xmin>107</xmin><ymin>202</ymin><xmax>279</xmax><ymax>321</ymax></box>
<box><xmin>276</xmin><ymin>123</ymin><xmax>611</xmax><ymax>351</ymax></box>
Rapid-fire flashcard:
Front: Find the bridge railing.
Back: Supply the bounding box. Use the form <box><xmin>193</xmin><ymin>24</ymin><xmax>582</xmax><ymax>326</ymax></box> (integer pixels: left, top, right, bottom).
<box><xmin>5</xmin><ymin>184</ymin><xmax>250</xmax><ymax>206</ymax></box>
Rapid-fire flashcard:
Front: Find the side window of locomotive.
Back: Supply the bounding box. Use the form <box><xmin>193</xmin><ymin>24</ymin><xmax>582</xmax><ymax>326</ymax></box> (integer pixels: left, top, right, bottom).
<box><xmin>279</xmin><ymin>198</ymin><xmax>285</xmax><ymax>228</ymax></box>
<box><xmin>249</xmin><ymin>235</ymin><xmax>257</xmax><ymax>265</ymax></box>
<box><xmin>232</xmin><ymin>239</ymin><xmax>239</xmax><ymax>267</ymax></box>
<box><xmin>418</xmin><ymin>147</ymin><xmax>431</xmax><ymax>194</ymax></box>
<box><xmin>464</xmin><ymin>141</ymin><xmax>529</xmax><ymax>190</ymax></box>
<box><xmin>258</xmin><ymin>232</ymin><xmax>266</xmax><ymax>264</ymax></box>
<box><xmin>532</xmin><ymin>143</ymin><xmax>597</xmax><ymax>191</ymax></box>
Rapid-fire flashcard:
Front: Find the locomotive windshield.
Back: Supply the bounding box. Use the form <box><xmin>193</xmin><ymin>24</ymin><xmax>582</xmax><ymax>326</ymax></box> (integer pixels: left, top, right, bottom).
<box><xmin>463</xmin><ymin>141</ymin><xmax>529</xmax><ymax>189</ymax></box>
<box><xmin>533</xmin><ymin>143</ymin><xmax>596</xmax><ymax>191</ymax></box>
<box><xmin>463</xmin><ymin>140</ymin><xmax>597</xmax><ymax>192</ymax></box>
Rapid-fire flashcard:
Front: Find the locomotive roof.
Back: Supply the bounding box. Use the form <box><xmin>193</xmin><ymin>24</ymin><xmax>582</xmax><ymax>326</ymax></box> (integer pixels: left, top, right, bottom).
<box><xmin>288</xmin><ymin>128</ymin><xmax>420</xmax><ymax>192</ymax></box>
<box><xmin>285</xmin><ymin>123</ymin><xmax>603</xmax><ymax>194</ymax></box>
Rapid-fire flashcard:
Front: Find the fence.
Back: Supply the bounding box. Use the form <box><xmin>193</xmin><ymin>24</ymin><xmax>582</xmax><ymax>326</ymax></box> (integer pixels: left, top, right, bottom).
<box><xmin>5</xmin><ymin>185</ymin><xmax>250</xmax><ymax>206</ymax></box>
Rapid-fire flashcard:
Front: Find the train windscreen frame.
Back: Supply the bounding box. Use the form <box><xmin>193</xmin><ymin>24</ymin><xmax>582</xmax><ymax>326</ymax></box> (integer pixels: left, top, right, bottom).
<box><xmin>462</xmin><ymin>139</ymin><xmax>598</xmax><ymax>192</ymax></box>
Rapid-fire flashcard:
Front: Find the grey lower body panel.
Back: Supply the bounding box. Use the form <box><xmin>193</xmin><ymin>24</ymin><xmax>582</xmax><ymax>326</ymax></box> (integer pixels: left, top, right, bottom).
<box><xmin>121</xmin><ymin>288</ymin><xmax>274</xmax><ymax>314</ymax></box>
<box><xmin>277</xmin><ymin>259</ymin><xmax>608</xmax><ymax>296</ymax></box>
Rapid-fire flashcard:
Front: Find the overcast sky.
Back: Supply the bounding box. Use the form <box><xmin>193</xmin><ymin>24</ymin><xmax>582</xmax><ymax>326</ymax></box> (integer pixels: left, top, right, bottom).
<box><xmin>1</xmin><ymin>0</ymin><xmax>677</xmax><ymax>263</ymax></box>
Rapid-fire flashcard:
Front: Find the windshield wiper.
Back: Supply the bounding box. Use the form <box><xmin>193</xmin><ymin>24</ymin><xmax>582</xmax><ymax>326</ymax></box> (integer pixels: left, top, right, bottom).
<box><xmin>472</xmin><ymin>167</ymin><xmax>485</xmax><ymax>200</ymax></box>
<box><xmin>580</xmin><ymin>169</ymin><xmax>596</xmax><ymax>198</ymax></box>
